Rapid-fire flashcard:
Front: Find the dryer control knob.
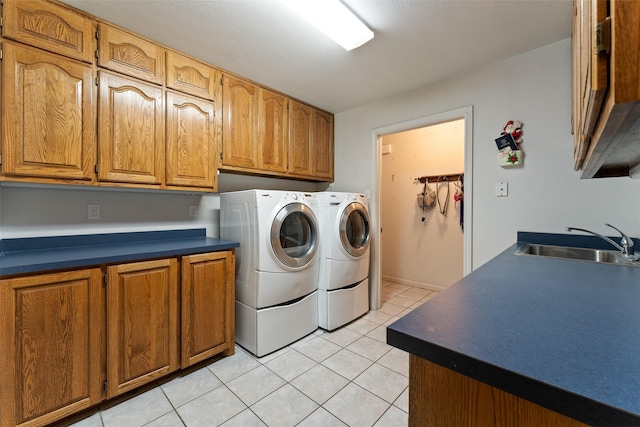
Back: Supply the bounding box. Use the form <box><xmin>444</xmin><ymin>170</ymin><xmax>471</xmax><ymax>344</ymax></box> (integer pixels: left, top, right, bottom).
<box><xmin>291</xmin><ymin>193</ymin><xmax>298</xmax><ymax>200</ymax></box>
<box><xmin>350</xmin><ymin>194</ymin><xmax>356</xmax><ymax>200</ymax></box>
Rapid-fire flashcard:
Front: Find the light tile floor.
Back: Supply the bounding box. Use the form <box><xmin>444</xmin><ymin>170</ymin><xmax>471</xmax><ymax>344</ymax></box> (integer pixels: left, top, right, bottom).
<box><xmin>67</xmin><ymin>281</ymin><xmax>438</xmax><ymax>427</ymax></box>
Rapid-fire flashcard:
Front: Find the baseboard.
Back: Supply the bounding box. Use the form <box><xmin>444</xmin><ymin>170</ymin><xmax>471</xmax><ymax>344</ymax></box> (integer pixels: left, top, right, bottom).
<box><xmin>381</xmin><ymin>275</ymin><xmax>446</xmax><ymax>292</ymax></box>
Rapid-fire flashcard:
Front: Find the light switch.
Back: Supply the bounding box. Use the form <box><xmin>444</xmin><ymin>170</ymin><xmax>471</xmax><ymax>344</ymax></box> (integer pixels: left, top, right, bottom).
<box><xmin>495</xmin><ymin>182</ymin><xmax>508</xmax><ymax>197</ymax></box>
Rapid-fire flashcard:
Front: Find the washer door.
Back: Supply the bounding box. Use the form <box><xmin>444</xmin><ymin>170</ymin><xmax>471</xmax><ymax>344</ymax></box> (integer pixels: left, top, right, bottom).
<box><xmin>271</xmin><ymin>203</ymin><xmax>319</xmax><ymax>268</ymax></box>
<box><xmin>340</xmin><ymin>202</ymin><xmax>370</xmax><ymax>258</ymax></box>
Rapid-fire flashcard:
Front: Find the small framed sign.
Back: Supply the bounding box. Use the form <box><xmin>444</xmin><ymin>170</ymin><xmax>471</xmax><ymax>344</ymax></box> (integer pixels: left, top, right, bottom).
<box><xmin>495</xmin><ymin>133</ymin><xmax>519</xmax><ymax>151</ymax></box>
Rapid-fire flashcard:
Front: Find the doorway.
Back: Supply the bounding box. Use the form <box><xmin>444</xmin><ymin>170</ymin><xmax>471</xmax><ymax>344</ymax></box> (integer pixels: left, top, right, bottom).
<box><xmin>370</xmin><ymin>106</ymin><xmax>473</xmax><ymax>309</ymax></box>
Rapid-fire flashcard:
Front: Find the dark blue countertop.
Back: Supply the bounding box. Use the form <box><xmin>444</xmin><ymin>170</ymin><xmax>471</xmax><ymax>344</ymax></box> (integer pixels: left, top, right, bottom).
<box><xmin>0</xmin><ymin>229</ymin><xmax>239</xmax><ymax>277</ymax></box>
<box><xmin>387</xmin><ymin>232</ymin><xmax>640</xmax><ymax>426</ymax></box>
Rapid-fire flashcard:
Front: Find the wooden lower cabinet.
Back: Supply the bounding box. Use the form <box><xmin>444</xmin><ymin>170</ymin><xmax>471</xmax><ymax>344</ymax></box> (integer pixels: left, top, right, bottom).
<box><xmin>106</xmin><ymin>259</ymin><xmax>179</xmax><ymax>398</ymax></box>
<box><xmin>181</xmin><ymin>251</ymin><xmax>235</xmax><ymax>367</ymax></box>
<box><xmin>0</xmin><ymin>251</ymin><xmax>235</xmax><ymax>425</ymax></box>
<box><xmin>0</xmin><ymin>269</ymin><xmax>104</xmax><ymax>427</ymax></box>
<box><xmin>409</xmin><ymin>355</ymin><xmax>587</xmax><ymax>427</ymax></box>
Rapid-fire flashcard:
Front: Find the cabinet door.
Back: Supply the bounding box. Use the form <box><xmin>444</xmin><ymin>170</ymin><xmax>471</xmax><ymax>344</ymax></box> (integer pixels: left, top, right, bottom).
<box><xmin>97</xmin><ymin>23</ymin><xmax>164</xmax><ymax>85</ymax></box>
<box><xmin>166</xmin><ymin>91</ymin><xmax>217</xmax><ymax>190</ymax></box>
<box><xmin>573</xmin><ymin>0</ymin><xmax>608</xmax><ymax>170</ymax></box>
<box><xmin>106</xmin><ymin>259</ymin><xmax>179</xmax><ymax>398</ymax></box>
<box><xmin>0</xmin><ymin>269</ymin><xmax>103</xmax><ymax>427</ymax></box>
<box><xmin>166</xmin><ymin>51</ymin><xmax>220</xmax><ymax>101</ymax></box>
<box><xmin>2</xmin><ymin>0</ymin><xmax>94</xmax><ymax>63</ymax></box>
<box><xmin>258</xmin><ymin>89</ymin><xmax>288</xmax><ymax>173</ymax></box>
<box><xmin>98</xmin><ymin>71</ymin><xmax>165</xmax><ymax>185</ymax></box>
<box><xmin>1</xmin><ymin>42</ymin><xmax>95</xmax><ymax>181</ymax></box>
<box><xmin>313</xmin><ymin>109</ymin><xmax>334</xmax><ymax>180</ymax></box>
<box><xmin>222</xmin><ymin>75</ymin><xmax>259</xmax><ymax>169</ymax></box>
<box><xmin>181</xmin><ymin>251</ymin><xmax>235</xmax><ymax>368</ymax></box>
<box><xmin>288</xmin><ymin>101</ymin><xmax>313</xmax><ymax>177</ymax></box>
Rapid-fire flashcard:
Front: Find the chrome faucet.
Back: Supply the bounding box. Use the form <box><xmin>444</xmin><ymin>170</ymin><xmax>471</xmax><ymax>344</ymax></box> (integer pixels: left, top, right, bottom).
<box><xmin>566</xmin><ymin>223</ymin><xmax>637</xmax><ymax>261</ymax></box>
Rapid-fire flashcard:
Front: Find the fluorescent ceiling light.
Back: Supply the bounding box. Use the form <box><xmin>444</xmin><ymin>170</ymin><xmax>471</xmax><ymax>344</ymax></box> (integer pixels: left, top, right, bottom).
<box><xmin>281</xmin><ymin>0</ymin><xmax>374</xmax><ymax>51</ymax></box>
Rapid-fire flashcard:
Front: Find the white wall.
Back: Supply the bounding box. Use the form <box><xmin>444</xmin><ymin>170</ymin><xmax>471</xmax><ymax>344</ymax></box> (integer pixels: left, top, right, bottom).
<box><xmin>0</xmin><ymin>174</ymin><xmax>326</xmax><ymax>239</ymax></box>
<box><xmin>381</xmin><ymin>121</ymin><xmax>464</xmax><ymax>290</ymax></box>
<box><xmin>0</xmin><ymin>184</ymin><xmax>217</xmax><ymax>238</ymax></box>
<box><xmin>333</xmin><ymin>39</ymin><xmax>640</xmax><ymax>270</ymax></box>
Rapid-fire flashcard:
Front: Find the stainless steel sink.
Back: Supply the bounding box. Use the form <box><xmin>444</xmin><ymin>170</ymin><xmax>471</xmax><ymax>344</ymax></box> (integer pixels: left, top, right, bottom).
<box><xmin>514</xmin><ymin>243</ymin><xmax>639</xmax><ymax>266</ymax></box>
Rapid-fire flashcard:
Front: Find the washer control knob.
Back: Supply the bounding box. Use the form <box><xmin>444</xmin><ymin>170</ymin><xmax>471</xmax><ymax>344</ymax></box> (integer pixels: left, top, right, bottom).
<box><xmin>291</xmin><ymin>193</ymin><xmax>298</xmax><ymax>200</ymax></box>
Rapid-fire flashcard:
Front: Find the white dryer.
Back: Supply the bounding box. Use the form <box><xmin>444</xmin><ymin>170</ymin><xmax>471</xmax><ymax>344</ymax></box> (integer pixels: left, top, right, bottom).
<box><xmin>316</xmin><ymin>192</ymin><xmax>371</xmax><ymax>330</ymax></box>
<box><xmin>220</xmin><ymin>190</ymin><xmax>320</xmax><ymax>356</ymax></box>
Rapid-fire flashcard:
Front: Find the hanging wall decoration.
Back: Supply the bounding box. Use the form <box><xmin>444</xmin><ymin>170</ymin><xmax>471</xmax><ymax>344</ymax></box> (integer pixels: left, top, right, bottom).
<box><xmin>495</xmin><ymin>120</ymin><xmax>524</xmax><ymax>167</ymax></box>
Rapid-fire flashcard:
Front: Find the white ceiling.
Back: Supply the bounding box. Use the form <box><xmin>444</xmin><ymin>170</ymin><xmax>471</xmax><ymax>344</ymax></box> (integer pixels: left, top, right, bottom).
<box><xmin>61</xmin><ymin>0</ymin><xmax>573</xmax><ymax>113</ymax></box>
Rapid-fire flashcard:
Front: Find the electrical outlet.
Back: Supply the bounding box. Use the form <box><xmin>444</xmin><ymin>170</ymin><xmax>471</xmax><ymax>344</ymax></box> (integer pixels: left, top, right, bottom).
<box><xmin>88</xmin><ymin>204</ymin><xmax>100</xmax><ymax>220</ymax></box>
<box><xmin>189</xmin><ymin>205</ymin><xmax>198</xmax><ymax>218</ymax></box>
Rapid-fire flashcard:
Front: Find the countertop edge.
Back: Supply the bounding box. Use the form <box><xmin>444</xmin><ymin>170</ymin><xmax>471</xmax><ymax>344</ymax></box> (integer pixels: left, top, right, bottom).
<box><xmin>386</xmin><ymin>325</ymin><xmax>639</xmax><ymax>426</ymax></box>
<box><xmin>0</xmin><ymin>230</ymin><xmax>240</xmax><ymax>277</ymax></box>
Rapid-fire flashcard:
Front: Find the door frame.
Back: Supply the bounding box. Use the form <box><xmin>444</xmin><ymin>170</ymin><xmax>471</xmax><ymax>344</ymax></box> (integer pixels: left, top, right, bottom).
<box><xmin>370</xmin><ymin>106</ymin><xmax>473</xmax><ymax>309</ymax></box>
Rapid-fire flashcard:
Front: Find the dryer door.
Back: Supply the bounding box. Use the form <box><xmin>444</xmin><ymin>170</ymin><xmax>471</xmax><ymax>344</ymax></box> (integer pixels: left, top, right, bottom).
<box><xmin>271</xmin><ymin>203</ymin><xmax>319</xmax><ymax>268</ymax></box>
<box><xmin>340</xmin><ymin>202</ymin><xmax>370</xmax><ymax>258</ymax></box>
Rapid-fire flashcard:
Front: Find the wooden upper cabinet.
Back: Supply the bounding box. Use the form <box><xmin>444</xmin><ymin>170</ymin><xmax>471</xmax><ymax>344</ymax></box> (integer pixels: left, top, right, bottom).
<box><xmin>573</xmin><ymin>0</ymin><xmax>640</xmax><ymax>178</ymax></box>
<box><xmin>97</xmin><ymin>23</ymin><xmax>165</xmax><ymax>85</ymax></box>
<box><xmin>166</xmin><ymin>51</ymin><xmax>220</xmax><ymax>100</ymax></box>
<box><xmin>0</xmin><ymin>268</ymin><xmax>103</xmax><ymax>427</ymax></box>
<box><xmin>313</xmin><ymin>109</ymin><xmax>334</xmax><ymax>180</ymax></box>
<box><xmin>221</xmin><ymin>81</ymin><xmax>332</xmax><ymax>180</ymax></box>
<box><xmin>288</xmin><ymin>100</ymin><xmax>314</xmax><ymax>177</ymax></box>
<box><xmin>222</xmin><ymin>75</ymin><xmax>259</xmax><ymax>169</ymax></box>
<box><xmin>2</xmin><ymin>0</ymin><xmax>94</xmax><ymax>63</ymax></box>
<box><xmin>258</xmin><ymin>88</ymin><xmax>288</xmax><ymax>173</ymax></box>
<box><xmin>222</xmin><ymin>76</ymin><xmax>289</xmax><ymax>173</ymax></box>
<box><xmin>572</xmin><ymin>0</ymin><xmax>608</xmax><ymax>170</ymax></box>
<box><xmin>1</xmin><ymin>41</ymin><xmax>96</xmax><ymax>182</ymax></box>
<box><xmin>1</xmin><ymin>1</ymin><xmax>333</xmax><ymax>186</ymax></box>
<box><xmin>181</xmin><ymin>251</ymin><xmax>235</xmax><ymax>368</ymax></box>
<box><xmin>98</xmin><ymin>71</ymin><xmax>165</xmax><ymax>186</ymax></box>
<box><xmin>166</xmin><ymin>91</ymin><xmax>217</xmax><ymax>190</ymax></box>
<box><xmin>288</xmin><ymin>101</ymin><xmax>334</xmax><ymax>181</ymax></box>
<box><xmin>106</xmin><ymin>259</ymin><xmax>179</xmax><ymax>398</ymax></box>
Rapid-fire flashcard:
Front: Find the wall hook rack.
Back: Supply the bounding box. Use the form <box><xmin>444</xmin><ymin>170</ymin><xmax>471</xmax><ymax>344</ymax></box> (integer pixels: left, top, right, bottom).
<box><xmin>414</xmin><ymin>173</ymin><xmax>463</xmax><ymax>184</ymax></box>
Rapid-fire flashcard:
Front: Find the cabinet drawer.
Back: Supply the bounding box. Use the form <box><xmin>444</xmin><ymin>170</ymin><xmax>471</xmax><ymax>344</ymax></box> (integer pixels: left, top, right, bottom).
<box><xmin>2</xmin><ymin>0</ymin><xmax>94</xmax><ymax>63</ymax></box>
<box><xmin>97</xmin><ymin>23</ymin><xmax>164</xmax><ymax>84</ymax></box>
<box><xmin>166</xmin><ymin>51</ymin><xmax>220</xmax><ymax>100</ymax></box>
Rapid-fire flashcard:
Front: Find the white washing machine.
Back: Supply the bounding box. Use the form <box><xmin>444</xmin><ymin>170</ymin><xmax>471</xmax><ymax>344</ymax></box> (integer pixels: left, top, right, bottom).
<box><xmin>316</xmin><ymin>192</ymin><xmax>371</xmax><ymax>330</ymax></box>
<box><xmin>220</xmin><ymin>190</ymin><xmax>320</xmax><ymax>356</ymax></box>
